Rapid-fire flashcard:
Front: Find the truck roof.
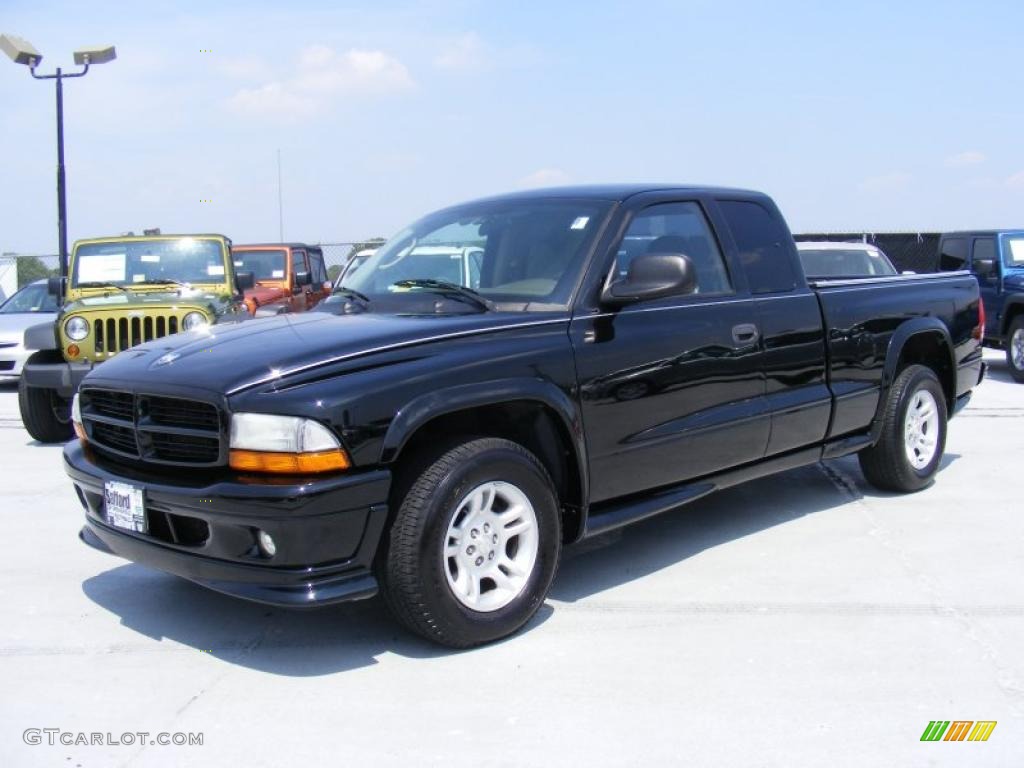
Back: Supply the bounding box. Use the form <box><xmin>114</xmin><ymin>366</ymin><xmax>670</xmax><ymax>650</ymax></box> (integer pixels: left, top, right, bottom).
<box><xmin>464</xmin><ymin>184</ymin><xmax>768</xmax><ymax>204</ymax></box>
<box><xmin>941</xmin><ymin>229</ymin><xmax>1024</xmax><ymax>236</ymax></box>
<box><xmin>73</xmin><ymin>233</ymin><xmax>231</xmax><ymax>245</ymax></box>
<box><xmin>232</xmin><ymin>243</ymin><xmax>321</xmax><ymax>250</ymax></box>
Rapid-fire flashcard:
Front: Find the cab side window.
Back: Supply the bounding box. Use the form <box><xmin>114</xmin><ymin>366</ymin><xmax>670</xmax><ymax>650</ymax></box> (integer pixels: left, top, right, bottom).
<box><xmin>614</xmin><ymin>202</ymin><xmax>732</xmax><ymax>295</ymax></box>
<box><xmin>309</xmin><ymin>251</ymin><xmax>328</xmax><ymax>284</ymax></box>
<box><xmin>971</xmin><ymin>238</ymin><xmax>996</xmax><ymax>268</ymax></box>
<box><xmin>291</xmin><ymin>250</ymin><xmax>308</xmax><ymax>278</ymax></box>
<box><xmin>939</xmin><ymin>238</ymin><xmax>968</xmax><ymax>271</ymax></box>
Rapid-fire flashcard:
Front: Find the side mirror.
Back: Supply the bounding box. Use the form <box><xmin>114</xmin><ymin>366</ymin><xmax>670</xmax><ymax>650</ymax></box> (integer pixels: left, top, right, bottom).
<box><xmin>973</xmin><ymin>258</ymin><xmax>996</xmax><ymax>278</ymax></box>
<box><xmin>322</xmin><ymin>281</ymin><xmax>332</xmax><ymax>293</ymax></box>
<box><xmin>293</xmin><ymin>271</ymin><xmax>312</xmax><ymax>293</ymax></box>
<box><xmin>47</xmin><ymin>275</ymin><xmax>66</xmax><ymax>297</ymax></box>
<box><xmin>235</xmin><ymin>271</ymin><xmax>255</xmax><ymax>291</ymax></box>
<box><xmin>601</xmin><ymin>253</ymin><xmax>697</xmax><ymax>307</ymax></box>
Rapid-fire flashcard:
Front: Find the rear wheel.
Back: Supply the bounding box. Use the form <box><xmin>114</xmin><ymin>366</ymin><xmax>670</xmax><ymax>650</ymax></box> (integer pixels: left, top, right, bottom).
<box><xmin>380</xmin><ymin>437</ymin><xmax>561</xmax><ymax>648</ymax></box>
<box><xmin>18</xmin><ymin>379</ymin><xmax>73</xmax><ymax>443</ymax></box>
<box><xmin>858</xmin><ymin>365</ymin><xmax>947</xmax><ymax>493</ymax></box>
<box><xmin>1006</xmin><ymin>316</ymin><xmax>1024</xmax><ymax>383</ymax></box>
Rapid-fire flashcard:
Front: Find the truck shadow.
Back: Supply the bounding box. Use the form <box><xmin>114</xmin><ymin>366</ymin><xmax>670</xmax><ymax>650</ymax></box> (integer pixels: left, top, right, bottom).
<box><xmin>980</xmin><ymin>356</ymin><xmax>1018</xmax><ymax>385</ymax></box>
<box><xmin>80</xmin><ymin>454</ymin><xmax>957</xmax><ymax>675</ymax></box>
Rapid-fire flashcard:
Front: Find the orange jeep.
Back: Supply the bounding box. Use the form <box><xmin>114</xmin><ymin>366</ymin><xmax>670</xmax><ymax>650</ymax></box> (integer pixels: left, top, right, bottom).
<box><xmin>231</xmin><ymin>243</ymin><xmax>331</xmax><ymax>316</ymax></box>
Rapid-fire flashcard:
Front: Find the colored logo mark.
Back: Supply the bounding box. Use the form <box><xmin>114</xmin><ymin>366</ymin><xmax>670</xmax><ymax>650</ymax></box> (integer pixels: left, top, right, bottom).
<box><xmin>920</xmin><ymin>720</ymin><xmax>997</xmax><ymax>742</ymax></box>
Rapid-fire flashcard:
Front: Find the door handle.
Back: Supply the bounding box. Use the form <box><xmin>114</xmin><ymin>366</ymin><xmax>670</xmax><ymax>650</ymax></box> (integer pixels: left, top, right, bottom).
<box><xmin>732</xmin><ymin>323</ymin><xmax>760</xmax><ymax>345</ymax></box>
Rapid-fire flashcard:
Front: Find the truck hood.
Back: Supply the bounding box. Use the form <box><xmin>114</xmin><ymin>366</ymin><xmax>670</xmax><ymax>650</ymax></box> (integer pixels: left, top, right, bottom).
<box><xmin>1002</xmin><ymin>271</ymin><xmax>1024</xmax><ymax>292</ymax></box>
<box><xmin>64</xmin><ymin>289</ymin><xmax>224</xmax><ymax>314</ymax></box>
<box><xmin>84</xmin><ymin>311</ymin><xmax>563</xmax><ymax>395</ymax></box>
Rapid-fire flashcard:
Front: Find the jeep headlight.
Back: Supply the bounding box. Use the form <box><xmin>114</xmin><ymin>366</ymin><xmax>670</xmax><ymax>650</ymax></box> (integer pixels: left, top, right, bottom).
<box><xmin>228</xmin><ymin>413</ymin><xmax>351</xmax><ymax>474</ymax></box>
<box><xmin>64</xmin><ymin>316</ymin><xmax>89</xmax><ymax>341</ymax></box>
<box><xmin>182</xmin><ymin>311</ymin><xmax>208</xmax><ymax>330</ymax></box>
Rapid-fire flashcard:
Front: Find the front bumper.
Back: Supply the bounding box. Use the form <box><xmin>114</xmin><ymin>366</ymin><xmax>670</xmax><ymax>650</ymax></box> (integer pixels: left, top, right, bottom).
<box><xmin>65</xmin><ymin>440</ymin><xmax>390</xmax><ymax>607</ymax></box>
<box><xmin>22</xmin><ymin>358</ymin><xmax>93</xmax><ymax>396</ymax></box>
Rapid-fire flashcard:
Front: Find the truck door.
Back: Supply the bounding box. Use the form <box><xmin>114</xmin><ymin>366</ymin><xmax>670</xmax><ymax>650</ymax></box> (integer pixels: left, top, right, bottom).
<box><xmin>571</xmin><ymin>198</ymin><xmax>769</xmax><ymax>504</ymax></box>
<box><xmin>306</xmin><ymin>249</ymin><xmax>329</xmax><ymax>308</ymax></box>
<box><xmin>716</xmin><ymin>198</ymin><xmax>830</xmax><ymax>454</ymax></box>
<box><xmin>290</xmin><ymin>249</ymin><xmax>310</xmax><ymax>312</ymax></box>
<box><xmin>969</xmin><ymin>236</ymin><xmax>1001</xmax><ymax>337</ymax></box>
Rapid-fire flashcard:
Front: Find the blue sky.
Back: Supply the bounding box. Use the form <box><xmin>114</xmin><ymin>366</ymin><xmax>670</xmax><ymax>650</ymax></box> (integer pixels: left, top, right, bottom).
<box><xmin>2</xmin><ymin>0</ymin><xmax>1023</xmax><ymax>254</ymax></box>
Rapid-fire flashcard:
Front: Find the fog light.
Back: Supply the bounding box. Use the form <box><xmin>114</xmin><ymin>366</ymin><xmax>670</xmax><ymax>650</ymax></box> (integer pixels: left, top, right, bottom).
<box><xmin>257</xmin><ymin>529</ymin><xmax>276</xmax><ymax>557</ymax></box>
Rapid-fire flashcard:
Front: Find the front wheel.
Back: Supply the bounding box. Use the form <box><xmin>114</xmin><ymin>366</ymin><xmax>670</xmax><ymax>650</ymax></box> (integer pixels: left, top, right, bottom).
<box><xmin>380</xmin><ymin>437</ymin><xmax>561</xmax><ymax>648</ymax></box>
<box><xmin>1006</xmin><ymin>316</ymin><xmax>1024</xmax><ymax>383</ymax></box>
<box><xmin>858</xmin><ymin>364</ymin><xmax>947</xmax><ymax>493</ymax></box>
<box><xmin>18</xmin><ymin>379</ymin><xmax>73</xmax><ymax>443</ymax></box>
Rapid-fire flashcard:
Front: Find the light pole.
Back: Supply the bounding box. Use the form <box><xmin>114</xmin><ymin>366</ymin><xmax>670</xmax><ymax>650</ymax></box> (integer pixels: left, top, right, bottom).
<box><xmin>1</xmin><ymin>34</ymin><xmax>116</xmax><ymax>279</ymax></box>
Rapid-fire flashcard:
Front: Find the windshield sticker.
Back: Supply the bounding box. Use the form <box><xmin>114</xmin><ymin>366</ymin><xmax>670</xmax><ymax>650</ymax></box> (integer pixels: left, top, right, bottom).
<box><xmin>140</xmin><ymin>254</ymin><xmax>160</xmax><ymax>263</ymax></box>
<box><xmin>271</xmin><ymin>269</ymin><xmax>284</xmax><ymax>278</ymax></box>
<box><xmin>571</xmin><ymin>216</ymin><xmax>590</xmax><ymax>230</ymax></box>
<box><xmin>206</xmin><ymin>265</ymin><xmax>225</xmax><ymax>276</ymax></box>
<box><xmin>1009</xmin><ymin>239</ymin><xmax>1024</xmax><ymax>263</ymax></box>
<box><xmin>234</xmin><ymin>260</ymin><xmax>243</xmax><ymax>267</ymax></box>
<box><xmin>78</xmin><ymin>253</ymin><xmax>126</xmax><ymax>283</ymax></box>
<box><xmin>131</xmin><ymin>274</ymin><xmax>146</xmax><ymax>283</ymax></box>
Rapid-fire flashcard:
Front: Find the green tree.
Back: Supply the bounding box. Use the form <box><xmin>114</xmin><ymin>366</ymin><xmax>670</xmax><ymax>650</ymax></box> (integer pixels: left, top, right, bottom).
<box><xmin>17</xmin><ymin>256</ymin><xmax>59</xmax><ymax>288</ymax></box>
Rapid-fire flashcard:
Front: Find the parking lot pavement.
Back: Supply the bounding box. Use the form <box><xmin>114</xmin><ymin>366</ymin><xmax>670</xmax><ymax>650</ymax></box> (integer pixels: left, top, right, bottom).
<box><xmin>0</xmin><ymin>348</ymin><xmax>1020</xmax><ymax>767</ymax></box>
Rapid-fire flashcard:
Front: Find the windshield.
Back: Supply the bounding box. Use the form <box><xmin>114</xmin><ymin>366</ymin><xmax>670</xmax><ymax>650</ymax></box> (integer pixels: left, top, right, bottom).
<box><xmin>232</xmin><ymin>248</ymin><xmax>288</xmax><ymax>281</ymax></box>
<box><xmin>1004</xmin><ymin>236</ymin><xmax>1024</xmax><ymax>268</ymax></box>
<box><xmin>71</xmin><ymin>238</ymin><xmax>230</xmax><ymax>288</ymax></box>
<box><xmin>798</xmin><ymin>247</ymin><xmax>897</xmax><ymax>277</ymax></box>
<box><xmin>0</xmin><ymin>283</ymin><xmax>58</xmax><ymax>314</ymax></box>
<box><xmin>339</xmin><ymin>198</ymin><xmax>613</xmax><ymax>310</ymax></box>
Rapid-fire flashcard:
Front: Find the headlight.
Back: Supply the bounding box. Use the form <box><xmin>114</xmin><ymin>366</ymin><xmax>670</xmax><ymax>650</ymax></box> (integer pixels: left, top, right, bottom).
<box><xmin>64</xmin><ymin>316</ymin><xmax>89</xmax><ymax>341</ymax></box>
<box><xmin>228</xmin><ymin>413</ymin><xmax>350</xmax><ymax>474</ymax></box>
<box><xmin>182</xmin><ymin>311</ymin><xmax>208</xmax><ymax>330</ymax></box>
<box><xmin>71</xmin><ymin>393</ymin><xmax>87</xmax><ymax>443</ymax></box>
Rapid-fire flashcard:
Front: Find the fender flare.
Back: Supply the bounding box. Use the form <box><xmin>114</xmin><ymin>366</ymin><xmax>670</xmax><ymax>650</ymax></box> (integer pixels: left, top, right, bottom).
<box><xmin>23</xmin><ymin>320</ymin><xmax>59</xmax><ymax>352</ymax></box>
<box><xmin>380</xmin><ymin>377</ymin><xmax>589</xmax><ymax>524</ymax></box>
<box><xmin>1001</xmin><ymin>294</ymin><xmax>1024</xmax><ymax>335</ymax></box>
<box><xmin>873</xmin><ymin>318</ymin><xmax>956</xmax><ymax>426</ymax></box>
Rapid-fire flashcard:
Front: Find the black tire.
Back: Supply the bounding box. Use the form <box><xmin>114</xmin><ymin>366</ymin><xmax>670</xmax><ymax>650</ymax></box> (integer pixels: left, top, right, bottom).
<box><xmin>18</xmin><ymin>379</ymin><xmax>73</xmax><ymax>443</ymax></box>
<box><xmin>380</xmin><ymin>437</ymin><xmax>561</xmax><ymax>648</ymax></box>
<box><xmin>1005</xmin><ymin>316</ymin><xmax>1024</xmax><ymax>383</ymax></box>
<box><xmin>858</xmin><ymin>364</ymin><xmax>947</xmax><ymax>493</ymax></box>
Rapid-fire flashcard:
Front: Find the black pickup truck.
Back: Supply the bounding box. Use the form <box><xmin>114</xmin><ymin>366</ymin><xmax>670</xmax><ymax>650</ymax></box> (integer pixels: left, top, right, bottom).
<box><xmin>63</xmin><ymin>185</ymin><xmax>985</xmax><ymax>647</ymax></box>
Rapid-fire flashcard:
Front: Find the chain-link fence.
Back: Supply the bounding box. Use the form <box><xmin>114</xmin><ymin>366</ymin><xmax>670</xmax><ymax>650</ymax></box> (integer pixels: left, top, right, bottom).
<box><xmin>793</xmin><ymin>233</ymin><xmax>940</xmax><ymax>274</ymax></box>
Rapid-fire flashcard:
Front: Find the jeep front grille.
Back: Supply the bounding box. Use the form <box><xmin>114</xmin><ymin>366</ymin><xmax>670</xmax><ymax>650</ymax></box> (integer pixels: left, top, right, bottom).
<box><xmin>80</xmin><ymin>388</ymin><xmax>225</xmax><ymax>467</ymax></box>
<box><xmin>93</xmin><ymin>314</ymin><xmax>180</xmax><ymax>356</ymax></box>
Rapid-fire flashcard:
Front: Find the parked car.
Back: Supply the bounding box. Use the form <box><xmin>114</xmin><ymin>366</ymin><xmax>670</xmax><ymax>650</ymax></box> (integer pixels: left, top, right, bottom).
<box><xmin>232</xmin><ymin>243</ymin><xmax>331</xmax><ymax>316</ymax></box>
<box><xmin>0</xmin><ymin>280</ymin><xmax>59</xmax><ymax>381</ymax></box>
<box><xmin>937</xmin><ymin>230</ymin><xmax>1024</xmax><ymax>381</ymax></box>
<box><xmin>63</xmin><ymin>185</ymin><xmax>984</xmax><ymax>648</ymax></box>
<box><xmin>336</xmin><ymin>248</ymin><xmax>378</xmax><ymax>285</ymax></box>
<box><xmin>796</xmin><ymin>241</ymin><xmax>898</xmax><ymax>278</ymax></box>
<box><xmin>19</xmin><ymin>234</ymin><xmax>252</xmax><ymax>442</ymax></box>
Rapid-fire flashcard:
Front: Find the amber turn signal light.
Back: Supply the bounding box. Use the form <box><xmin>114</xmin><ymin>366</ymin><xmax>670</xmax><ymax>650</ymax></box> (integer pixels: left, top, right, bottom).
<box><xmin>67</xmin><ymin>344</ymin><xmax>80</xmax><ymax>358</ymax></box>
<box><xmin>229</xmin><ymin>448</ymin><xmax>350</xmax><ymax>474</ymax></box>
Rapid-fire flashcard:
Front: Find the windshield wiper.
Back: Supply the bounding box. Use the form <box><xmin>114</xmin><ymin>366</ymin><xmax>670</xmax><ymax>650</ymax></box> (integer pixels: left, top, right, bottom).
<box><xmin>76</xmin><ymin>282</ymin><xmax>129</xmax><ymax>293</ymax></box>
<box><xmin>332</xmin><ymin>285</ymin><xmax>371</xmax><ymax>303</ymax></box>
<box><xmin>145</xmin><ymin>278</ymin><xmax>191</xmax><ymax>289</ymax></box>
<box><xmin>392</xmin><ymin>279</ymin><xmax>493</xmax><ymax>311</ymax></box>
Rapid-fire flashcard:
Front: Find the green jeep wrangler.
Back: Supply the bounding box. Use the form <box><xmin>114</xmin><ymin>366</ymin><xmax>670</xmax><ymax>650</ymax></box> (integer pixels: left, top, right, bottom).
<box><xmin>19</xmin><ymin>234</ymin><xmax>252</xmax><ymax>442</ymax></box>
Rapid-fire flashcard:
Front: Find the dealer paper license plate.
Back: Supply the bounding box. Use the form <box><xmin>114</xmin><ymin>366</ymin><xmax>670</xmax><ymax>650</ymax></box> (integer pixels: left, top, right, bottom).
<box><xmin>103</xmin><ymin>481</ymin><xmax>147</xmax><ymax>533</ymax></box>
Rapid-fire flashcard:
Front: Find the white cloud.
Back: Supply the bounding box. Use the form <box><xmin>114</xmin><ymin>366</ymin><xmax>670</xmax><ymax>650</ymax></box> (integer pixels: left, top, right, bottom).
<box><xmin>945</xmin><ymin>150</ymin><xmax>986</xmax><ymax>168</ymax></box>
<box><xmin>433</xmin><ymin>33</ymin><xmax>488</xmax><ymax>72</ymax></box>
<box><xmin>228</xmin><ymin>46</ymin><xmax>414</xmax><ymax>117</ymax></box>
<box><xmin>519</xmin><ymin>168</ymin><xmax>572</xmax><ymax>188</ymax></box>
<box><xmin>1007</xmin><ymin>170</ymin><xmax>1024</xmax><ymax>189</ymax></box>
<box><xmin>217</xmin><ymin>56</ymin><xmax>271</xmax><ymax>80</ymax></box>
<box><xmin>858</xmin><ymin>172</ymin><xmax>912</xmax><ymax>193</ymax></box>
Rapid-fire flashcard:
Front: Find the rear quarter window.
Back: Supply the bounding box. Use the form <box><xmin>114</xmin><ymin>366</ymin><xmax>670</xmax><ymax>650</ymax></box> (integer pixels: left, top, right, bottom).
<box><xmin>718</xmin><ymin>200</ymin><xmax>797</xmax><ymax>293</ymax></box>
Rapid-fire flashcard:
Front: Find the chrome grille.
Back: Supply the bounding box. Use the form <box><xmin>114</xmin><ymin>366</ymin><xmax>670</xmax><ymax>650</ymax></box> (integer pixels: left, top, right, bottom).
<box><xmin>80</xmin><ymin>388</ymin><xmax>225</xmax><ymax>467</ymax></box>
<box><xmin>93</xmin><ymin>314</ymin><xmax>180</xmax><ymax>355</ymax></box>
